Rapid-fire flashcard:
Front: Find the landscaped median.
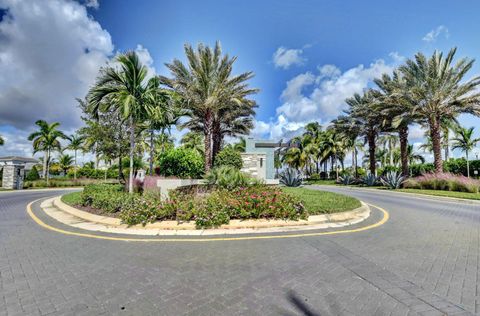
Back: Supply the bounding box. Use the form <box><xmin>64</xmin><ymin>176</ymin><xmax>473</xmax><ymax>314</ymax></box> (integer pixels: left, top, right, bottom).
<box><xmin>41</xmin><ymin>184</ymin><xmax>370</xmax><ymax>236</ymax></box>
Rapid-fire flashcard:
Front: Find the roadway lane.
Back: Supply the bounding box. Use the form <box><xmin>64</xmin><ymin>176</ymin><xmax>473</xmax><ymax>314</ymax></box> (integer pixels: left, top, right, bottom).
<box><xmin>0</xmin><ymin>188</ymin><xmax>478</xmax><ymax>315</ymax></box>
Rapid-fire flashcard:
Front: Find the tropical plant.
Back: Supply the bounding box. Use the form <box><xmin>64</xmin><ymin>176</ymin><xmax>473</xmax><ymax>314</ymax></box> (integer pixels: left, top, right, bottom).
<box><xmin>58</xmin><ymin>154</ymin><xmax>74</xmax><ymax>175</ymax></box>
<box><xmin>27</xmin><ymin>120</ymin><xmax>68</xmax><ymax>186</ymax></box>
<box><xmin>233</xmin><ymin>137</ymin><xmax>246</xmax><ymax>152</ymax></box>
<box><xmin>204</xmin><ymin>166</ymin><xmax>257</xmax><ymax>190</ymax></box>
<box><xmin>362</xmin><ymin>173</ymin><xmax>379</xmax><ymax>186</ymax></box>
<box><xmin>88</xmin><ymin>51</ymin><xmax>156</xmax><ymax>193</ymax></box>
<box><xmin>399</xmin><ymin>48</ymin><xmax>480</xmax><ymax>173</ymax></box>
<box><xmin>279</xmin><ymin>168</ymin><xmax>303</xmax><ymax>187</ymax></box>
<box><xmin>343</xmin><ymin>90</ymin><xmax>383</xmax><ymax>175</ymax></box>
<box><xmin>66</xmin><ymin>134</ymin><xmax>84</xmax><ymax>180</ymax></box>
<box><xmin>160</xmin><ymin>41</ymin><xmax>259</xmax><ymax>171</ymax></box>
<box><xmin>180</xmin><ymin>131</ymin><xmax>204</xmax><ymax>155</ymax></box>
<box><xmin>406</xmin><ymin>144</ymin><xmax>425</xmax><ymax>165</ymax></box>
<box><xmin>338</xmin><ymin>175</ymin><xmax>356</xmax><ymax>185</ymax></box>
<box><xmin>380</xmin><ymin>171</ymin><xmax>405</xmax><ymax>189</ymax></box>
<box><xmin>451</xmin><ymin>126</ymin><xmax>480</xmax><ymax>177</ymax></box>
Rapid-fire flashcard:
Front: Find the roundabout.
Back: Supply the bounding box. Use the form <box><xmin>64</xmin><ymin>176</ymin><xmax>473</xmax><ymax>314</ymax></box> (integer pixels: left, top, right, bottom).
<box><xmin>1</xmin><ymin>186</ymin><xmax>478</xmax><ymax>315</ymax></box>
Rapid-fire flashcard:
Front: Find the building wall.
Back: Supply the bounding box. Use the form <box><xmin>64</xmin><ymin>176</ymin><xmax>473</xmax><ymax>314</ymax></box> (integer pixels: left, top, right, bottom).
<box><xmin>245</xmin><ymin>139</ymin><xmax>276</xmax><ymax>179</ymax></box>
<box><xmin>2</xmin><ymin>165</ymin><xmax>25</xmax><ymax>189</ymax></box>
<box><xmin>241</xmin><ymin>153</ymin><xmax>266</xmax><ymax>180</ymax></box>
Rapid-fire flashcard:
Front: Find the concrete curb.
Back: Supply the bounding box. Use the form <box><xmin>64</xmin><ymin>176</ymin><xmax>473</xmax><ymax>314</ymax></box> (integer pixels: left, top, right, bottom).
<box><xmin>40</xmin><ymin>196</ymin><xmax>371</xmax><ymax>236</ymax></box>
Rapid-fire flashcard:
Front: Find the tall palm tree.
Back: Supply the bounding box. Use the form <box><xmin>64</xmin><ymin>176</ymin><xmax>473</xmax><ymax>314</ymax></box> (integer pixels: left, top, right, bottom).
<box><xmin>144</xmin><ymin>80</ymin><xmax>182</xmax><ymax>175</ymax></box>
<box><xmin>344</xmin><ymin>90</ymin><xmax>383</xmax><ymax>175</ymax></box>
<box><xmin>374</xmin><ymin>71</ymin><xmax>416</xmax><ymax>176</ymax></box>
<box><xmin>451</xmin><ymin>126</ymin><xmax>480</xmax><ymax>177</ymax></box>
<box><xmin>58</xmin><ymin>154</ymin><xmax>74</xmax><ymax>176</ymax></box>
<box><xmin>160</xmin><ymin>41</ymin><xmax>259</xmax><ymax>171</ymax></box>
<box><xmin>27</xmin><ymin>120</ymin><xmax>68</xmax><ymax>186</ymax></box>
<box><xmin>88</xmin><ymin>51</ymin><xmax>153</xmax><ymax>193</ymax></box>
<box><xmin>419</xmin><ymin>136</ymin><xmax>434</xmax><ymax>154</ymax></box>
<box><xmin>406</xmin><ymin>144</ymin><xmax>425</xmax><ymax>165</ymax></box>
<box><xmin>181</xmin><ymin>131</ymin><xmax>205</xmax><ymax>155</ymax></box>
<box><xmin>331</xmin><ymin>116</ymin><xmax>361</xmax><ymax>177</ymax></box>
<box><xmin>67</xmin><ymin>134</ymin><xmax>84</xmax><ymax>180</ymax></box>
<box><xmin>399</xmin><ymin>48</ymin><xmax>480</xmax><ymax>173</ymax></box>
<box><xmin>321</xmin><ymin>129</ymin><xmax>346</xmax><ymax>179</ymax></box>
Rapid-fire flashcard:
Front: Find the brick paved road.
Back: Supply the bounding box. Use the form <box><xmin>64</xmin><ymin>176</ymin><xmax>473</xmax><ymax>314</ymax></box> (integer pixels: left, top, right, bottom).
<box><xmin>0</xmin><ymin>187</ymin><xmax>479</xmax><ymax>315</ymax></box>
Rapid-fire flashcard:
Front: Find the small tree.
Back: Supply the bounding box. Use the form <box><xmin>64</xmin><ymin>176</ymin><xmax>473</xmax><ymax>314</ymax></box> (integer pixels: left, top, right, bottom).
<box><xmin>451</xmin><ymin>127</ymin><xmax>480</xmax><ymax>177</ymax></box>
<box><xmin>214</xmin><ymin>147</ymin><xmax>243</xmax><ymax>169</ymax></box>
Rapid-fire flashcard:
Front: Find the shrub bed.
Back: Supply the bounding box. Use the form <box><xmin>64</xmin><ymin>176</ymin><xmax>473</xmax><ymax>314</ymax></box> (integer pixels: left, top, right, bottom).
<box><xmin>78</xmin><ymin>184</ymin><xmax>306</xmax><ymax>228</ymax></box>
<box><xmin>403</xmin><ymin>173</ymin><xmax>480</xmax><ymax>193</ymax></box>
<box><xmin>24</xmin><ymin>178</ymin><xmax>119</xmax><ymax>188</ymax></box>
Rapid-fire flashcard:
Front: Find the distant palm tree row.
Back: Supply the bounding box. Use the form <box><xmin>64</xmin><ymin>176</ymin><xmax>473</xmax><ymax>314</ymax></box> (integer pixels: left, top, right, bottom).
<box><xmin>281</xmin><ymin>48</ymin><xmax>480</xmax><ymax>178</ymax></box>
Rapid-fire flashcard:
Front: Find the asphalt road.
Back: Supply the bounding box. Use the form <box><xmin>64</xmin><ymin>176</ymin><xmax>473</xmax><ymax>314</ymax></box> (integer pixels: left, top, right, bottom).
<box><xmin>0</xmin><ymin>186</ymin><xmax>479</xmax><ymax>316</ymax></box>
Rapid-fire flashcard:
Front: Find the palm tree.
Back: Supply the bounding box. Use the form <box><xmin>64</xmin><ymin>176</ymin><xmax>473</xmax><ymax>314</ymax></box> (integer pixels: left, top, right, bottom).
<box><xmin>67</xmin><ymin>134</ymin><xmax>84</xmax><ymax>180</ymax></box>
<box><xmin>27</xmin><ymin>120</ymin><xmax>68</xmax><ymax>186</ymax></box>
<box><xmin>144</xmin><ymin>81</ymin><xmax>182</xmax><ymax>175</ymax></box>
<box><xmin>406</xmin><ymin>144</ymin><xmax>425</xmax><ymax>165</ymax></box>
<box><xmin>321</xmin><ymin>129</ymin><xmax>346</xmax><ymax>179</ymax></box>
<box><xmin>399</xmin><ymin>48</ymin><xmax>480</xmax><ymax>173</ymax></box>
<box><xmin>88</xmin><ymin>51</ymin><xmax>153</xmax><ymax>193</ymax></box>
<box><xmin>160</xmin><ymin>41</ymin><xmax>259</xmax><ymax>171</ymax></box>
<box><xmin>282</xmin><ymin>135</ymin><xmax>314</xmax><ymax>173</ymax></box>
<box><xmin>233</xmin><ymin>137</ymin><xmax>246</xmax><ymax>153</ymax></box>
<box><xmin>374</xmin><ymin>71</ymin><xmax>416</xmax><ymax>176</ymax></box>
<box><xmin>58</xmin><ymin>154</ymin><xmax>74</xmax><ymax>176</ymax></box>
<box><xmin>377</xmin><ymin>133</ymin><xmax>399</xmax><ymax>167</ymax></box>
<box><xmin>180</xmin><ymin>131</ymin><xmax>204</xmax><ymax>155</ymax></box>
<box><xmin>451</xmin><ymin>126</ymin><xmax>480</xmax><ymax>177</ymax></box>
<box><xmin>331</xmin><ymin>116</ymin><xmax>361</xmax><ymax>177</ymax></box>
<box><xmin>344</xmin><ymin>90</ymin><xmax>383</xmax><ymax>175</ymax></box>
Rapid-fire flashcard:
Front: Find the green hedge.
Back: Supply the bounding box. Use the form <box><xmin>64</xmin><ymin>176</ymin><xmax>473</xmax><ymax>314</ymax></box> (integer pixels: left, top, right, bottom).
<box><xmin>213</xmin><ymin>147</ymin><xmax>243</xmax><ymax>169</ymax></box>
<box><xmin>157</xmin><ymin>148</ymin><xmax>204</xmax><ymax>178</ymax></box>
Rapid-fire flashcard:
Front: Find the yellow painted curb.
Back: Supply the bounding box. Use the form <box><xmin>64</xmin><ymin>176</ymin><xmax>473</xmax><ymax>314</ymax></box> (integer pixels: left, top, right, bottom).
<box><xmin>27</xmin><ymin>198</ymin><xmax>389</xmax><ymax>242</ymax></box>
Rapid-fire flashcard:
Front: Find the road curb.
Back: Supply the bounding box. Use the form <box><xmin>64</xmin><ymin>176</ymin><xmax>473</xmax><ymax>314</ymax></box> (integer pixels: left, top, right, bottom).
<box><xmin>40</xmin><ymin>195</ymin><xmax>371</xmax><ymax>236</ymax></box>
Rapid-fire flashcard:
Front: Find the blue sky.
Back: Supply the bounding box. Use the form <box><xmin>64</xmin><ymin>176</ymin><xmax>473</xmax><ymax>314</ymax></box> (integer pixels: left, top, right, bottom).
<box><xmin>0</xmin><ymin>0</ymin><xmax>480</xmax><ymax>160</ymax></box>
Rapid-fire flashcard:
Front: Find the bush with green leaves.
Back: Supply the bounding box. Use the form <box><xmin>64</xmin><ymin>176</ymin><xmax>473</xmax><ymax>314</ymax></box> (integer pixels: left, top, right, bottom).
<box><xmin>213</xmin><ymin>146</ymin><xmax>243</xmax><ymax>169</ymax></box>
<box><xmin>380</xmin><ymin>171</ymin><xmax>405</xmax><ymax>189</ymax></box>
<box><xmin>25</xmin><ymin>166</ymin><xmax>40</xmax><ymax>181</ymax></box>
<box><xmin>279</xmin><ymin>168</ymin><xmax>302</xmax><ymax>187</ymax></box>
<box><xmin>204</xmin><ymin>166</ymin><xmax>261</xmax><ymax>190</ymax></box>
<box><xmin>157</xmin><ymin>147</ymin><xmax>204</xmax><ymax>179</ymax></box>
<box><xmin>82</xmin><ymin>183</ymin><xmax>307</xmax><ymax>229</ymax></box>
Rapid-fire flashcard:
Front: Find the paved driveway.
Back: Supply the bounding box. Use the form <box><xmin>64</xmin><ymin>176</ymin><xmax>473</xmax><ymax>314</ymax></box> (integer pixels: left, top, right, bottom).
<box><xmin>0</xmin><ymin>187</ymin><xmax>479</xmax><ymax>315</ymax></box>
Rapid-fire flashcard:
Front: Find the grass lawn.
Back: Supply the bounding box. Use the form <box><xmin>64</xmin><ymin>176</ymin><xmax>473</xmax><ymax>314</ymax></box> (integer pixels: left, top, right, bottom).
<box><xmin>304</xmin><ymin>179</ymin><xmax>337</xmax><ymax>185</ymax></box>
<box><xmin>61</xmin><ymin>191</ymin><xmax>83</xmax><ymax>206</ymax></box>
<box><xmin>396</xmin><ymin>189</ymin><xmax>480</xmax><ymax>201</ymax></box>
<box><xmin>281</xmin><ymin>187</ymin><xmax>361</xmax><ymax>214</ymax></box>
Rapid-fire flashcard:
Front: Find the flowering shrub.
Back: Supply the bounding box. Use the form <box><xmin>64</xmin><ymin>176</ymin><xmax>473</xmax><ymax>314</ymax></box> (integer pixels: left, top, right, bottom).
<box><xmin>82</xmin><ymin>184</ymin><xmax>307</xmax><ymax>228</ymax></box>
<box><xmin>403</xmin><ymin>173</ymin><xmax>480</xmax><ymax>193</ymax></box>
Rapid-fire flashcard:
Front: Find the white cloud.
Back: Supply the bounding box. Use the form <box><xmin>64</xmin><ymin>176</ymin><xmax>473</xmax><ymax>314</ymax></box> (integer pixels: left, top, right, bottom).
<box><xmin>84</xmin><ymin>0</ymin><xmax>99</xmax><ymax>9</ymax></box>
<box><xmin>251</xmin><ymin>115</ymin><xmax>306</xmax><ymax>141</ymax></box>
<box><xmin>272</xmin><ymin>46</ymin><xmax>306</xmax><ymax>69</ymax></box>
<box><xmin>0</xmin><ymin>0</ymin><xmax>157</xmax><ymax>159</ymax></box>
<box><xmin>276</xmin><ymin>58</ymin><xmax>395</xmax><ymax>123</ymax></box>
<box><xmin>0</xmin><ymin>0</ymin><xmax>114</xmax><ymax>129</ymax></box>
<box><xmin>422</xmin><ymin>25</ymin><xmax>449</xmax><ymax>42</ymax></box>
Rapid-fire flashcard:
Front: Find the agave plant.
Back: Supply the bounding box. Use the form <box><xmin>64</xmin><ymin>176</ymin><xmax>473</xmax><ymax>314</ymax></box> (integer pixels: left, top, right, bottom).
<box><xmin>362</xmin><ymin>174</ymin><xmax>379</xmax><ymax>186</ymax></box>
<box><xmin>279</xmin><ymin>168</ymin><xmax>303</xmax><ymax>187</ymax></box>
<box><xmin>338</xmin><ymin>175</ymin><xmax>356</xmax><ymax>185</ymax></box>
<box><xmin>380</xmin><ymin>171</ymin><xmax>405</xmax><ymax>189</ymax></box>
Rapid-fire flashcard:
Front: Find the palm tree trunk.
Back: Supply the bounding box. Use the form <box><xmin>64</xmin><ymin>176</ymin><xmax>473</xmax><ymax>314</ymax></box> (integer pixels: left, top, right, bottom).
<box><xmin>444</xmin><ymin>129</ymin><xmax>450</xmax><ymax>161</ymax></box>
<box><xmin>204</xmin><ymin>111</ymin><xmax>213</xmax><ymax>172</ymax></box>
<box><xmin>399</xmin><ymin>126</ymin><xmax>409</xmax><ymax>177</ymax></box>
<box><xmin>118</xmin><ymin>155</ymin><xmax>124</xmax><ymax>181</ymax></box>
<box><xmin>128</xmin><ymin>117</ymin><xmax>135</xmax><ymax>193</ymax></box>
<box><xmin>74</xmin><ymin>150</ymin><xmax>77</xmax><ymax>180</ymax></box>
<box><xmin>43</xmin><ymin>151</ymin><xmax>47</xmax><ymax>179</ymax></box>
<box><xmin>430</xmin><ymin>118</ymin><xmax>443</xmax><ymax>173</ymax></box>
<box><xmin>466</xmin><ymin>151</ymin><xmax>470</xmax><ymax>177</ymax></box>
<box><xmin>367</xmin><ymin>132</ymin><xmax>376</xmax><ymax>175</ymax></box>
<box><xmin>46</xmin><ymin>149</ymin><xmax>50</xmax><ymax>187</ymax></box>
<box><xmin>149</xmin><ymin>129</ymin><xmax>154</xmax><ymax>176</ymax></box>
<box><xmin>212</xmin><ymin>122</ymin><xmax>222</xmax><ymax>167</ymax></box>
<box><xmin>354</xmin><ymin>146</ymin><xmax>358</xmax><ymax>178</ymax></box>
<box><xmin>389</xmin><ymin>140</ymin><xmax>394</xmax><ymax>166</ymax></box>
